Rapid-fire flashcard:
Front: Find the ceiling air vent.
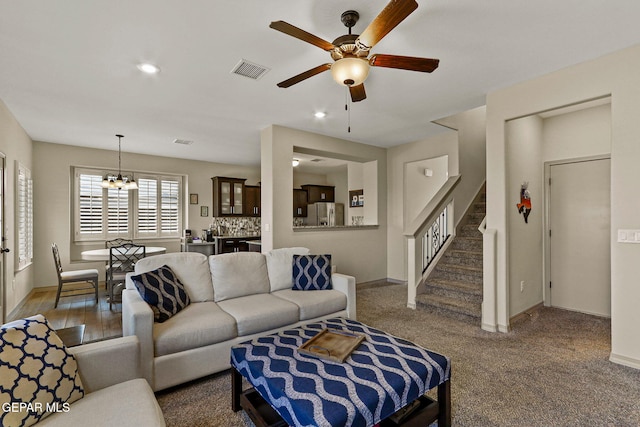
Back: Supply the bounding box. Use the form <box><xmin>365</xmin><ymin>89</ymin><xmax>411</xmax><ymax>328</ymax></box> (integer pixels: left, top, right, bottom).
<box><xmin>173</xmin><ymin>139</ymin><xmax>194</xmax><ymax>145</ymax></box>
<box><xmin>231</xmin><ymin>59</ymin><xmax>270</xmax><ymax>80</ymax></box>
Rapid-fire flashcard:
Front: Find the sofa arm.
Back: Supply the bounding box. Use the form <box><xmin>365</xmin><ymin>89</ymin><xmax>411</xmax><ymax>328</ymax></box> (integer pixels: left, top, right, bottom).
<box><xmin>331</xmin><ymin>273</ymin><xmax>357</xmax><ymax>320</ymax></box>
<box><xmin>70</xmin><ymin>336</ymin><xmax>140</xmax><ymax>393</ymax></box>
<box><xmin>122</xmin><ymin>286</ymin><xmax>155</xmax><ymax>388</ymax></box>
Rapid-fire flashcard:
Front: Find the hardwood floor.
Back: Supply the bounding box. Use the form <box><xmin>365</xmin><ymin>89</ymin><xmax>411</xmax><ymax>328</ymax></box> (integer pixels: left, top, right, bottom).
<box><xmin>7</xmin><ymin>284</ymin><xmax>123</xmax><ymax>342</ymax></box>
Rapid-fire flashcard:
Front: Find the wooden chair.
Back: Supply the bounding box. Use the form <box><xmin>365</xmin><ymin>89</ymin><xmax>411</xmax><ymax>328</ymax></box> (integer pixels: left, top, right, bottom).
<box><xmin>107</xmin><ymin>243</ymin><xmax>146</xmax><ymax>309</ymax></box>
<box><xmin>51</xmin><ymin>243</ymin><xmax>99</xmax><ymax>308</ymax></box>
<box><xmin>104</xmin><ymin>238</ymin><xmax>133</xmax><ymax>289</ymax></box>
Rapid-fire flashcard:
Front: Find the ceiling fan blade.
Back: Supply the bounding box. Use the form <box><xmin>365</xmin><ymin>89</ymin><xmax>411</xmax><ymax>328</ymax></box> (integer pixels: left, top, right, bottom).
<box><xmin>276</xmin><ymin>64</ymin><xmax>332</xmax><ymax>88</ymax></box>
<box><xmin>349</xmin><ymin>83</ymin><xmax>367</xmax><ymax>102</ymax></box>
<box><xmin>269</xmin><ymin>21</ymin><xmax>335</xmax><ymax>51</ymax></box>
<box><xmin>355</xmin><ymin>0</ymin><xmax>418</xmax><ymax>51</ymax></box>
<box><xmin>369</xmin><ymin>54</ymin><xmax>439</xmax><ymax>72</ymax></box>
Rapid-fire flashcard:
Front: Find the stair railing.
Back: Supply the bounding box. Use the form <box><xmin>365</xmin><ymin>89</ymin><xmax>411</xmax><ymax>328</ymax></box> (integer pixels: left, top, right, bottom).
<box><xmin>404</xmin><ymin>175</ymin><xmax>461</xmax><ymax>308</ymax></box>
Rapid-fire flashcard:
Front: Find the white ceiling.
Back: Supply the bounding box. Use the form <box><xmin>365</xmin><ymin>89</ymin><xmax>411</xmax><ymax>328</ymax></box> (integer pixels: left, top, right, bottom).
<box><xmin>1</xmin><ymin>1</ymin><xmax>639</xmax><ymax>166</ymax></box>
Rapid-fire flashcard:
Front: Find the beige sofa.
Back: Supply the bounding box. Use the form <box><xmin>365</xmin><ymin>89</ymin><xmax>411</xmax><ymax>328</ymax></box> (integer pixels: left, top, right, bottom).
<box><xmin>122</xmin><ymin>248</ymin><xmax>357</xmax><ymax>391</ymax></box>
<box><xmin>40</xmin><ymin>336</ymin><xmax>165</xmax><ymax>426</ymax></box>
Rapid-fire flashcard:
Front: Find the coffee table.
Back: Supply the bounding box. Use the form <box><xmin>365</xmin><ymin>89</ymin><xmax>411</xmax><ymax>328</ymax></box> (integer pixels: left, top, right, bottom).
<box><xmin>231</xmin><ymin>318</ymin><xmax>451</xmax><ymax>427</ymax></box>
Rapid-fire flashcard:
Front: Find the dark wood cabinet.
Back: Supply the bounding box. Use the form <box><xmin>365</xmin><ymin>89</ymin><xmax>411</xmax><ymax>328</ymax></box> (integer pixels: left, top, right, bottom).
<box><xmin>301</xmin><ymin>185</ymin><xmax>335</xmax><ymax>203</ymax></box>
<box><xmin>219</xmin><ymin>236</ymin><xmax>260</xmax><ymax>253</ymax></box>
<box><xmin>244</xmin><ymin>185</ymin><xmax>261</xmax><ymax>217</ymax></box>
<box><xmin>212</xmin><ymin>177</ymin><xmax>246</xmax><ymax>217</ymax></box>
<box><xmin>293</xmin><ymin>189</ymin><xmax>308</xmax><ymax>217</ymax></box>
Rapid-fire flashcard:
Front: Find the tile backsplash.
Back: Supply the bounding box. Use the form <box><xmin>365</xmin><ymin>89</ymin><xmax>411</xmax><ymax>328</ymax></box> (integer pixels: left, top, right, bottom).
<box><xmin>207</xmin><ymin>217</ymin><xmax>261</xmax><ymax>236</ymax></box>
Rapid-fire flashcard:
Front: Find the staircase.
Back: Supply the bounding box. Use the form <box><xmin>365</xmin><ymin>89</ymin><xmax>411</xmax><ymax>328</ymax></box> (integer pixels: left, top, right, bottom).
<box><xmin>415</xmin><ymin>189</ymin><xmax>485</xmax><ymax>323</ymax></box>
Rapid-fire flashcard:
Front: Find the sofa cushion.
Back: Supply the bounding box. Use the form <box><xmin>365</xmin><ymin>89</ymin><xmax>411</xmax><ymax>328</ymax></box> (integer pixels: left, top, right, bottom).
<box><xmin>153</xmin><ymin>302</ymin><xmax>237</xmax><ymax>357</ymax></box>
<box><xmin>0</xmin><ymin>315</ymin><xmax>84</xmax><ymax>427</ymax></box>
<box><xmin>292</xmin><ymin>254</ymin><xmax>332</xmax><ymax>290</ymax></box>
<box><xmin>265</xmin><ymin>247</ymin><xmax>310</xmax><ymax>292</ymax></box>
<box><xmin>272</xmin><ymin>289</ymin><xmax>347</xmax><ymax>321</ymax></box>
<box><xmin>134</xmin><ymin>252</ymin><xmax>214</xmax><ymax>302</ymax></box>
<box><xmin>131</xmin><ymin>266</ymin><xmax>191</xmax><ymax>323</ymax></box>
<box><xmin>217</xmin><ymin>294</ymin><xmax>299</xmax><ymax>336</ymax></box>
<box><xmin>210</xmin><ymin>252</ymin><xmax>270</xmax><ymax>302</ymax></box>
<box><xmin>38</xmin><ymin>379</ymin><xmax>165</xmax><ymax>426</ymax></box>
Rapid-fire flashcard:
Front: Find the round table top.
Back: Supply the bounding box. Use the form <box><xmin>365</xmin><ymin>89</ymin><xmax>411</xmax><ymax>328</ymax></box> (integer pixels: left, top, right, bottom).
<box><xmin>80</xmin><ymin>246</ymin><xmax>167</xmax><ymax>261</ymax></box>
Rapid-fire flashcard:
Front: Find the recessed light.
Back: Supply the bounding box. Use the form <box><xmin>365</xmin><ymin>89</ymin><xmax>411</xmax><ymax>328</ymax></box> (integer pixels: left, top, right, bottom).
<box><xmin>137</xmin><ymin>63</ymin><xmax>160</xmax><ymax>74</ymax></box>
<box><xmin>314</xmin><ymin>111</ymin><xmax>327</xmax><ymax>119</ymax></box>
<box><xmin>292</xmin><ymin>159</ymin><xmax>300</xmax><ymax>167</ymax></box>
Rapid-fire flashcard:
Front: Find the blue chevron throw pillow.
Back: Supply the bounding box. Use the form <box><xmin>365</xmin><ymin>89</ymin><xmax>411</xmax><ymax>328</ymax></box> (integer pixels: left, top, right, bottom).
<box><xmin>131</xmin><ymin>265</ymin><xmax>191</xmax><ymax>323</ymax></box>
<box><xmin>292</xmin><ymin>254</ymin><xmax>332</xmax><ymax>291</ymax></box>
<box><xmin>0</xmin><ymin>314</ymin><xmax>84</xmax><ymax>427</ymax></box>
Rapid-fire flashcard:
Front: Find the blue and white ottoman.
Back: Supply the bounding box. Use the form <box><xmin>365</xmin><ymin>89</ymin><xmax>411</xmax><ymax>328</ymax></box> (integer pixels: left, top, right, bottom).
<box><xmin>231</xmin><ymin>318</ymin><xmax>451</xmax><ymax>427</ymax></box>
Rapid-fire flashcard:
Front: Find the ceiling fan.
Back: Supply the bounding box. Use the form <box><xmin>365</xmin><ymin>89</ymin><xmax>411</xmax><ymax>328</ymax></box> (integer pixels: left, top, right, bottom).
<box><xmin>269</xmin><ymin>0</ymin><xmax>439</xmax><ymax>102</ymax></box>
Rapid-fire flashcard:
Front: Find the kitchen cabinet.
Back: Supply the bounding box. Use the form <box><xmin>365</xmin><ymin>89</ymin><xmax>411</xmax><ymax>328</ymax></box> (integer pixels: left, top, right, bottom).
<box><xmin>293</xmin><ymin>189</ymin><xmax>308</xmax><ymax>217</ymax></box>
<box><xmin>301</xmin><ymin>185</ymin><xmax>335</xmax><ymax>203</ymax></box>
<box><xmin>212</xmin><ymin>177</ymin><xmax>246</xmax><ymax>216</ymax></box>
<box><xmin>218</xmin><ymin>236</ymin><xmax>261</xmax><ymax>254</ymax></box>
<box><xmin>244</xmin><ymin>185</ymin><xmax>261</xmax><ymax>217</ymax></box>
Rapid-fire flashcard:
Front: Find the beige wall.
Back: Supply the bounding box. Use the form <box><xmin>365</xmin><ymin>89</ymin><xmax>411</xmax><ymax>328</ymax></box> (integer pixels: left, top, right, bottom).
<box><xmin>261</xmin><ymin>125</ymin><xmax>387</xmax><ymax>283</ymax></box>
<box><xmin>386</xmin><ymin>106</ymin><xmax>486</xmax><ymax>282</ymax></box>
<box><xmin>485</xmin><ymin>43</ymin><xmax>640</xmax><ymax>368</ymax></box>
<box><xmin>33</xmin><ymin>141</ymin><xmax>259</xmax><ymax>288</ymax></box>
<box><xmin>0</xmin><ymin>99</ymin><xmax>34</xmax><ymax>319</ymax></box>
<box><xmin>506</xmin><ymin>115</ymin><xmax>544</xmax><ymax>316</ymax></box>
<box><xmin>386</xmin><ymin>132</ymin><xmax>458</xmax><ymax>281</ymax></box>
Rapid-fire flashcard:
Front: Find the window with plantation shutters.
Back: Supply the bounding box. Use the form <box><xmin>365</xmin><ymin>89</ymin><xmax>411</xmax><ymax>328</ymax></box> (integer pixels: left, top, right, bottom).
<box><xmin>79</xmin><ymin>173</ymin><xmax>103</xmax><ymax>235</ymax></box>
<box><xmin>137</xmin><ymin>178</ymin><xmax>158</xmax><ymax>235</ymax></box>
<box><xmin>74</xmin><ymin>167</ymin><xmax>183</xmax><ymax>241</ymax></box>
<box><xmin>16</xmin><ymin>162</ymin><xmax>33</xmax><ymax>271</ymax></box>
<box><xmin>161</xmin><ymin>180</ymin><xmax>179</xmax><ymax>234</ymax></box>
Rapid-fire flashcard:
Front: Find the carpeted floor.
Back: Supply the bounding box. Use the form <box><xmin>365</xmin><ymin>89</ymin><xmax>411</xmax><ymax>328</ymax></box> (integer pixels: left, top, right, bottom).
<box><xmin>156</xmin><ymin>282</ymin><xmax>640</xmax><ymax>426</ymax></box>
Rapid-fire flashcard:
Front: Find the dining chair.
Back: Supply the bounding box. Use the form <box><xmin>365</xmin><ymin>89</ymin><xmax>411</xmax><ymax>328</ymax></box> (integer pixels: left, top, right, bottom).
<box><xmin>107</xmin><ymin>243</ymin><xmax>146</xmax><ymax>309</ymax></box>
<box><xmin>51</xmin><ymin>243</ymin><xmax>99</xmax><ymax>308</ymax></box>
<box><xmin>104</xmin><ymin>238</ymin><xmax>133</xmax><ymax>289</ymax></box>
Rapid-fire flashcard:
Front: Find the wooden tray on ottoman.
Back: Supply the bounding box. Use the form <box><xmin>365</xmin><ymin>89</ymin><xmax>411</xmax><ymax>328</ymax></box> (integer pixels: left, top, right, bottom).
<box><xmin>298</xmin><ymin>328</ymin><xmax>365</xmax><ymax>362</ymax></box>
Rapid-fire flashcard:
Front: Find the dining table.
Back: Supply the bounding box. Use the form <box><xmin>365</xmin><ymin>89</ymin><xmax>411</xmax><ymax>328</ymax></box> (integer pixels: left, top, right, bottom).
<box><xmin>80</xmin><ymin>246</ymin><xmax>167</xmax><ymax>261</ymax></box>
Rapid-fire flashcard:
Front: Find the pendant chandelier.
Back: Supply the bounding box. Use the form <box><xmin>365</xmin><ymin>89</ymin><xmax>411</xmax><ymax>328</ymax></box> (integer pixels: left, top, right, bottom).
<box><xmin>101</xmin><ymin>134</ymin><xmax>137</xmax><ymax>190</ymax></box>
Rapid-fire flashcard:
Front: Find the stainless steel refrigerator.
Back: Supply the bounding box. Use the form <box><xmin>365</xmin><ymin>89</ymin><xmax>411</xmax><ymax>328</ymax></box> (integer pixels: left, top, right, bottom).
<box><xmin>305</xmin><ymin>202</ymin><xmax>344</xmax><ymax>226</ymax></box>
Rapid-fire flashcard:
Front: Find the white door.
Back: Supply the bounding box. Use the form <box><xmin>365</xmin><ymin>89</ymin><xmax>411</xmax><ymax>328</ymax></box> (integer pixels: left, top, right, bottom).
<box><xmin>0</xmin><ymin>153</ymin><xmax>5</xmax><ymax>323</ymax></box>
<box><xmin>549</xmin><ymin>158</ymin><xmax>611</xmax><ymax>316</ymax></box>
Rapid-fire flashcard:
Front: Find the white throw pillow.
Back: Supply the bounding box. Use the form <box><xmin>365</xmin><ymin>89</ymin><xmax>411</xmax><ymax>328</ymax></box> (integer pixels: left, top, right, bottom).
<box><xmin>265</xmin><ymin>247</ymin><xmax>310</xmax><ymax>292</ymax></box>
<box><xmin>210</xmin><ymin>252</ymin><xmax>270</xmax><ymax>302</ymax></box>
<box><xmin>134</xmin><ymin>252</ymin><xmax>214</xmax><ymax>302</ymax></box>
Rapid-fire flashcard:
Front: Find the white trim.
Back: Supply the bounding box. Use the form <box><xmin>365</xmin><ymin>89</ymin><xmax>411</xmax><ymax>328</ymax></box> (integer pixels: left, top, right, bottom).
<box><xmin>609</xmin><ymin>353</ymin><xmax>640</xmax><ymax>370</ymax></box>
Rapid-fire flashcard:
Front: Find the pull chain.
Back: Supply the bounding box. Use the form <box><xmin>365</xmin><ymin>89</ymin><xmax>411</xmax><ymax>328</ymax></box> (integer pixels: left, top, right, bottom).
<box><xmin>345</xmin><ymin>86</ymin><xmax>351</xmax><ymax>133</ymax></box>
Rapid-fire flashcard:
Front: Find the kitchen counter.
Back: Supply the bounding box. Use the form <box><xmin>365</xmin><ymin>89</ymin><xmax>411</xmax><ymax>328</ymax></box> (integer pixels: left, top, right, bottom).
<box><xmin>293</xmin><ymin>225</ymin><xmax>379</xmax><ymax>232</ymax></box>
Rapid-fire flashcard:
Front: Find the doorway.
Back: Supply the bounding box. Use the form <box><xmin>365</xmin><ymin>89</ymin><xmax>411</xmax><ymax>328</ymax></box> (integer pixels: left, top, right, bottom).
<box><xmin>0</xmin><ymin>153</ymin><xmax>5</xmax><ymax>323</ymax></box>
<box><xmin>546</xmin><ymin>157</ymin><xmax>611</xmax><ymax>317</ymax></box>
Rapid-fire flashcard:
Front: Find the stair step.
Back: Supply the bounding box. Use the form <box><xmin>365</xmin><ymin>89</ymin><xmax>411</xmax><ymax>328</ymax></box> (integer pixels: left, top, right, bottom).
<box><xmin>472</xmin><ymin>202</ymin><xmax>486</xmax><ymax>213</ymax></box>
<box><xmin>441</xmin><ymin>252</ymin><xmax>483</xmax><ymax>269</ymax></box>
<box><xmin>451</xmin><ymin>236</ymin><xmax>483</xmax><ymax>251</ymax></box>
<box><xmin>423</xmin><ymin>278</ymin><xmax>482</xmax><ymax>298</ymax></box>
<box><xmin>431</xmin><ymin>263</ymin><xmax>482</xmax><ymax>284</ymax></box>
<box><xmin>459</xmin><ymin>224</ymin><xmax>483</xmax><ymax>237</ymax></box>
<box><xmin>415</xmin><ymin>293</ymin><xmax>481</xmax><ymax>321</ymax></box>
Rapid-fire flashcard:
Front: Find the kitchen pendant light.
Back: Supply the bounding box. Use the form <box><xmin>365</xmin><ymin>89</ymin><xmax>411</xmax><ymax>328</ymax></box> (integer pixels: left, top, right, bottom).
<box><xmin>101</xmin><ymin>134</ymin><xmax>137</xmax><ymax>190</ymax></box>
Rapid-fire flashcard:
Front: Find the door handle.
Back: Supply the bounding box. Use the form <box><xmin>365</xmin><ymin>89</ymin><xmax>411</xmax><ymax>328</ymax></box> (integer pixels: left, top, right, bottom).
<box><xmin>1</xmin><ymin>248</ymin><xmax>10</xmax><ymax>253</ymax></box>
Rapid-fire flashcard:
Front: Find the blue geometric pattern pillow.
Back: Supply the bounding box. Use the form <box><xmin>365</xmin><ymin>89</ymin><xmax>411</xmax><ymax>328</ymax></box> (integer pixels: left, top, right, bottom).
<box><xmin>292</xmin><ymin>254</ymin><xmax>332</xmax><ymax>291</ymax></box>
<box><xmin>131</xmin><ymin>265</ymin><xmax>191</xmax><ymax>323</ymax></box>
<box><xmin>0</xmin><ymin>314</ymin><xmax>84</xmax><ymax>427</ymax></box>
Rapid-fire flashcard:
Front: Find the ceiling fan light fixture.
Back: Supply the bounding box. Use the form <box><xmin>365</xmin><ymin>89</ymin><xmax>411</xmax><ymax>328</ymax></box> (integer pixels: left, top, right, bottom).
<box><xmin>331</xmin><ymin>57</ymin><xmax>370</xmax><ymax>86</ymax></box>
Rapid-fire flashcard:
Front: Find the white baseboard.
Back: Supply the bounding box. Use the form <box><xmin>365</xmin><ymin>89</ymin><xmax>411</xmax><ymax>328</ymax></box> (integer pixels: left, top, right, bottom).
<box><xmin>481</xmin><ymin>323</ymin><xmax>497</xmax><ymax>332</ymax></box>
<box><xmin>609</xmin><ymin>353</ymin><xmax>640</xmax><ymax>370</ymax></box>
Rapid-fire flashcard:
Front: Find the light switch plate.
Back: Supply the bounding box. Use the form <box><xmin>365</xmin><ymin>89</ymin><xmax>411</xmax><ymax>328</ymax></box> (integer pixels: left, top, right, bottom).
<box><xmin>618</xmin><ymin>229</ymin><xmax>640</xmax><ymax>243</ymax></box>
